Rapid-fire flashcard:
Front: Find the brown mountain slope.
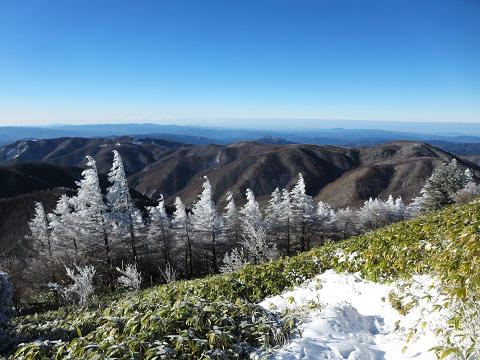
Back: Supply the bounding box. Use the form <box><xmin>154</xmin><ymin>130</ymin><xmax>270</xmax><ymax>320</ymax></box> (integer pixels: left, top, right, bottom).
<box><xmin>129</xmin><ymin>141</ymin><xmax>480</xmax><ymax>208</ymax></box>
<box><xmin>0</xmin><ymin>137</ymin><xmax>188</xmax><ymax>175</ymax></box>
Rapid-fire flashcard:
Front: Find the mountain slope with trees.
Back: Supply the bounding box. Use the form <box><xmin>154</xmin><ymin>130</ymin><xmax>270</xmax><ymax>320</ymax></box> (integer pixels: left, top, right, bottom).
<box><xmin>2</xmin><ymin>191</ymin><xmax>479</xmax><ymax>358</ymax></box>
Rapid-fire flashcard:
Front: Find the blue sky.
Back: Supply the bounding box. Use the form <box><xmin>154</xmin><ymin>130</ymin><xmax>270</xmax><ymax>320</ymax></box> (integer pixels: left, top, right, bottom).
<box><xmin>0</xmin><ymin>0</ymin><xmax>479</xmax><ymax>126</ymax></box>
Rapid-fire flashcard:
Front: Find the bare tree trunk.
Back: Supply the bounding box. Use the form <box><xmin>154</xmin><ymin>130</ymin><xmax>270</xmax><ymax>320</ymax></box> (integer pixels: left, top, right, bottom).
<box><xmin>286</xmin><ymin>217</ymin><xmax>291</xmax><ymax>256</ymax></box>
<box><xmin>128</xmin><ymin>214</ymin><xmax>137</xmax><ymax>264</ymax></box>
<box><xmin>161</xmin><ymin>227</ymin><xmax>168</xmax><ymax>267</ymax></box>
<box><xmin>301</xmin><ymin>219</ymin><xmax>306</xmax><ymax>252</ymax></box>
<box><xmin>184</xmin><ymin>225</ymin><xmax>193</xmax><ymax>277</ymax></box>
<box><xmin>211</xmin><ymin>230</ymin><xmax>218</xmax><ymax>273</ymax></box>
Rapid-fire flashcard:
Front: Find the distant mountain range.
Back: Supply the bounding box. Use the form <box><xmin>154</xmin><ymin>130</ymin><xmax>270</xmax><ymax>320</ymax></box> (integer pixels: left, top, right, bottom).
<box><xmin>2</xmin><ymin>123</ymin><xmax>480</xmax><ymax>147</ymax></box>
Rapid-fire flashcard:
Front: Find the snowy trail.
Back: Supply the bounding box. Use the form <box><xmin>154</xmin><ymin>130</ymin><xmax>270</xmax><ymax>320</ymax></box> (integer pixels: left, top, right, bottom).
<box><xmin>259</xmin><ymin>270</ymin><xmax>445</xmax><ymax>360</ymax></box>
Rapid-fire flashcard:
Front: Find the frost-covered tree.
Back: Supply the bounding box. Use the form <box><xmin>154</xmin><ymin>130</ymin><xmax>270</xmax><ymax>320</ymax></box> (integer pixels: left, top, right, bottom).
<box><xmin>223</xmin><ymin>191</ymin><xmax>240</xmax><ymax>247</ymax></box>
<box><xmin>279</xmin><ymin>188</ymin><xmax>293</xmax><ymax>255</ymax></box>
<box><xmin>48</xmin><ymin>194</ymin><xmax>77</xmax><ymax>255</ymax></box>
<box><xmin>241</xmin><ymin>224</ymin><xmax>278</xmax><ymax>263</ymax></box>
<box><xmin>335</xmin><ymin>207</ymin><xmax>358</xmax><ymax>238</ymax></box>
<box><xmin>191</xmin><ymin>177</ymin><xmax>222</xmax><ymax>273</ymax></box>
<box><xmin>240</xmin><ymin>188</ymin><xmax>263</xmax><ymax>231</ymax></box>
<box><xmin>315</xmin><ymin>201</ymin><xmax>336</xmax><ymax>243</ymax></box>
<box><xmin>70</xmin><ymin>156</ymin><xmax>112</xmax><ymax>269</ymax></box>
<box><xmin>415</xmin><ymin>159</ymin><xmax>471</xmax><ymax>211</ymax></box>
<box><xmin>454</xmin><ymin>180</ymin><xmax>480</xmax><ymax>204</ymax></box>
<box><xmin>0</xmin><ymin>272</ymin><xmax>14</xmax><ymax>324</ymax></box>
<box><xmin>290</xmin><ymin>174</ymin><xmax>316</xmax><ymax>251</ymax></box>
<box><xmin>116</xmin><ymin>263</ymin><xmax>142</xmax><ymax>291</ymax></box>
<box><xmin>147</xmin><ymin>195</ymin><xmax>171</xmax><ymax>266</ymax></box>
<box><xmin>106</xmin><ymin>150</ymin><xmax>140</xmax><ymax>262</ymax></box>
<box><xmin>265</xmin><ymin>188</ymin><xmax>282</xmax><ymax>227</ymax></box>
<box><xmin>357</xmin><ymin>198</ymin><xmax>388</xmax><ymax>231</ymax></box>
<box><xmin>220</xmin><ymin>248</ymin><xmax>247</xmax><ymax>273</ymax></box>
<box><xmin>171</xmin><ymin>197</ymin><xmax>193</xmax><ymax>277</ymax></box>
<box><xmin>264</xmin><ymin>188</ymin><xmax>283</xmax><ymax>242</ymax></box>
<box><xmin>221</xmin><ymin>223</ymin><xmax>278</xmax><ymax>273</ymax></box>
<box><xmin>27</xmin><ymin>202</ymin><xmax>52</xmax><ymax>259</ymax></box>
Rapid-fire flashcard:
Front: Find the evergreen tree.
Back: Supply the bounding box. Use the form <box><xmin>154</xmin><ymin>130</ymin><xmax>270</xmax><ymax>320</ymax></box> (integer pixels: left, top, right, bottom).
<box><xmin>27</xmin><ymin>202</ymin><xmax>54</xmax><ymax>281</ymax></box>
<box><xmin>106</xmin><ymin>150</ymin><xmax>140</xmax><ymax>262</ymax></box>
<box><xmin>335</xmin><ymin>207</ymin><xmax>358</xmax><ymax>238</ymax></box>
<box><xmin>71</xmin><ymin>156</ymin><xmax>112</xmax><ymax>270</ymax></box>
<box><xmin>147</xmin><ymin>195</ymin><xmax>171</xmax><ymax>267</ymax></box>
<box><xmin>315</xmin><ymin>201</ymin><xmax>336</xmax><ymax>243</ymax></box>
<box><xmin>171</xmin><ymin>197</ymin><xmax>193</xmax><ymax>277</ymax></box>
<box><xmin>290</xmin><ymin>174</ymin><xmax>316</xmax><ymax>251</ymax></box>
<box><xmin>416</xmin><ymin>159</ymin><xmax>470</xmax><ymax>211</ymax></box>
<box><xmin>28</xmin><ymin>202</ymin><xmax>52</xmax><ymax>260</ymax></box>
<box><xmin>191</xmin><ymin>177</ymin><xmax>222</xmax><ymax>273</ymax></box>
<box><xmin>240</xmin><ymin>188</ymin><xmax>263</xmax><ymax>230</ymax></box>
<box><xmin>223</xmin><ymin>191</ymin><xmax>239</xmax><ymax>247</ymax></box>
<box><xmin>264</xmin><ymin>188</ymin><xmax>283</xmax><ymax>243</ymax></box>
<box><xmin>279</xmin><ymin>188</ymin><xmax>293</xmax><ymax>255</ymax></box>
<box><xmin>48</xmin><ymin>194</ymin><xmax>77</xmax><ymax>256</ymax></box>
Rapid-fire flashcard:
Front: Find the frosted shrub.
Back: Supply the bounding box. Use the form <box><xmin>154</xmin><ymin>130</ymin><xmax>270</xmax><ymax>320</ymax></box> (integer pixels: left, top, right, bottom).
<box><xmin>159</xmin><ymin>262</ymin><xmax>177</xmax><ymax>284</ymax></box>
<box><xmin>63</xmin><ymin>265</ymin><xmax>96</xmax><ymax>306</ymax></box>
<box><xmin>454</xmin><ymin>182</ymin><xmax>480</xmax><ymax>204</ymax></box>
<box><xmin>117</xmin><ymin>263</ymin><xmax>142</xmax><ymax>291</ymax></box>
<box><xmin>0</xmin><ymin>272</ymin><xmax>14</xmax><ymax>324</ymax></box>
<box><xmin>242</xmin><ymin>224</ymin><xmax>278</xmax><ymax>263</ymax></box>
<box><xmin>221</xmin><ymin>224</ymin><xmax>278</xmax><ymax>272</ymax></box>
<box><xmin>220</xmin><ymin>248</ymin><xmax>247</xmax><ymax>273</ymax></box>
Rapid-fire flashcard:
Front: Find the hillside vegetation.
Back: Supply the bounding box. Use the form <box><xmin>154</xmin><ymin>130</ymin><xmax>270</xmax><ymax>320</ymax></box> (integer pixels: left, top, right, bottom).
<box><xmin>1</xmin><ymin>199</ymin><xmax>479</xmax><ymax>359</ymax></box>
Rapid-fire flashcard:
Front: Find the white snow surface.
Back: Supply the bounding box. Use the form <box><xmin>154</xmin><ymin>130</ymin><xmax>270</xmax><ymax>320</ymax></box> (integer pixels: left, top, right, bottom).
<box><xmin>258</xmin><ymin>270</ymin><xmax>447</xmax><ymax>360</ymax></box>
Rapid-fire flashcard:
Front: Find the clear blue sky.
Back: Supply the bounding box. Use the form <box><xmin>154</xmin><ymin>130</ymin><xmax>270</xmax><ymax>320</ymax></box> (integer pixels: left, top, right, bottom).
<box><xmin>0</xmin><ymin>0</ymin><xmax>479</xmax><ymax>126</ymax></box>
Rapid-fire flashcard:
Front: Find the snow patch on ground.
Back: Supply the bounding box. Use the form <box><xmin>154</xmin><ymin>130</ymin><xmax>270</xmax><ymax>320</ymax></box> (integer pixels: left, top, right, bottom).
<box><xmin>258</xmin><ymin>270</ymin><xmax>447</xmax><ymax>360</ymax></box>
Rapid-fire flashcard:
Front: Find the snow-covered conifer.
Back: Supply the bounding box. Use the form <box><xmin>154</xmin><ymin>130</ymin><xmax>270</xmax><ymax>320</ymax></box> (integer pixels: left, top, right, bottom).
<box><xmin>315</xmin><ymin>201</ymin><xmax>336</xmax><ymax>243</ymax></box>
<box><xmin>27</xmin><ymin>202</ymin><xmax>52</xmax><ymax>258</ymax></box>
<box><xmin>48</xmin><ymin>194</ymin><xmax>77</xmax><ymax>255</ymax></box>
<box><xmin>335</xmin><ymin>207</ymin><xmax>358</xmax><ymax>238</ymax></box>
<box><xmin>416</xmin><ymin>159</ymin><xmax>470</xmax><ymax>211</ymax></box>
<box><xmin>171</xmin><ymin>197</ymin><xmax>193</xmax><ymax>277</ymax></box>
<box><xmin>279</xmin><ymin>188</ymin><xmax>293</xmax><ymax>255</ymax></box>
<box><xmin>106</xmin><ymin>150</ymin><xmax>140</xmax><ymax>262</ymax></box>
<box><xmin>290</xmin><ymin>174</ymin><xmax>316</xmax><ymax>251</ymax></box>
<box><xmin>223</xmin><ymin>191</ymin><xmax>240</xmax><ymax>246</ymax></box>
<box><xmin>70</xmin><ymin>156</ymin><xmax>112</xmax><ymax>269</ymax></box>
<box><xmin>147</xmin><ymin>195</ymin><xmax>171</xmax><ymax>266</ymax></box>
<box><xmin>240</xmin><ymin>188</ymin><xmax>263</xmax><ymax>231</ymax></box>
<box><xmin>191</xmin><ymin>177</ymin><xmax>222</xmax><ymax>273</ymax></box>
<box><xmin>265</xmin><ymin>188</ymin><xmax>283</xmax><ymax>242</ymax></box>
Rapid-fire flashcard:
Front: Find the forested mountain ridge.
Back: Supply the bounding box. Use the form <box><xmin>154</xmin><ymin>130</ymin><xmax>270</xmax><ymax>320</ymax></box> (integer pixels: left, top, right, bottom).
<box><xmin>130</xmin><ymin>140</ymin><xmax>480</xmax><ymax>207</ymax></box>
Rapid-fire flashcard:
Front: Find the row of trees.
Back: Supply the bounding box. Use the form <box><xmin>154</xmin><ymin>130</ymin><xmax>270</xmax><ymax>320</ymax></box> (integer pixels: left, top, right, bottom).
<box><xmin>25</xmin><ymin>150</ymin><xmax>416</xmax><ymax>291</ymax></box>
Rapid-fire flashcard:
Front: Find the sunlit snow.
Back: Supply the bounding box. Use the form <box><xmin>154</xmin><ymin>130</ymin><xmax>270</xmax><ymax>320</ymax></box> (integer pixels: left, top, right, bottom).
<box><xmin>258</xmin><ymin>270</ymin><xmax>448</xmax><ymax>360</ymax></box>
